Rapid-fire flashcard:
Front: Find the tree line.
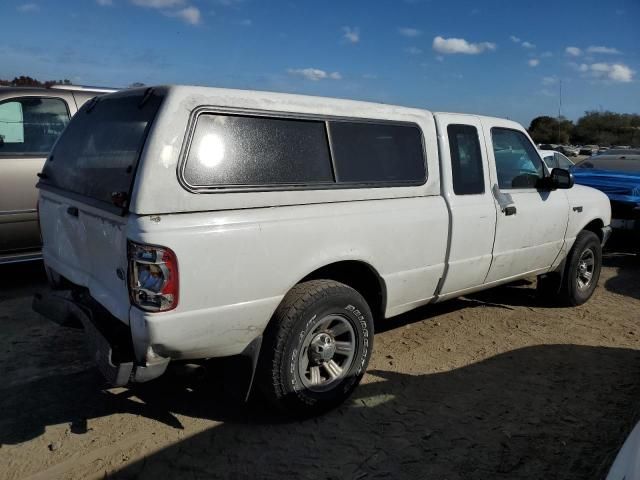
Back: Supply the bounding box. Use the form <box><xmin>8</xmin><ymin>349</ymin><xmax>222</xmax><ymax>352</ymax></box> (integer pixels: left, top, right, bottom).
<box><xmin>0</xmin><ymin>76</ymin><xmax>73</xmax><ymax>88</ymax></box>
<box><xmin>528</xmin><ymin>112</ymin><xmax>640</xmax><ymax>147</ymax></box>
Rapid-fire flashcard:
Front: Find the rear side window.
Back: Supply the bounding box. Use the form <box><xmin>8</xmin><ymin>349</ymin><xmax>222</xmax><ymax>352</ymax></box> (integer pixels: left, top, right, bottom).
<box><xmin>41</xmin><ymin>90</ymin><xmax>163</xmax><ymax>209</ymax></box>
<box><xmin>183</xmin><ymin>114</ymin><xmax>333</xmax><ymax>187</ymax></box>
<box><xmin>447</xmin><ymin>124</ymin><xmax>484</xmax><ymax>195</ymax></box>
<box><xmin>0</xmin><ymin>97</ymin><xmax>69</xmax><ymax>156</ymax></box>
<box><xmin>329</xmin><ymin>121</ymin><xmax>425</xmax><ymax>184</ymax></box>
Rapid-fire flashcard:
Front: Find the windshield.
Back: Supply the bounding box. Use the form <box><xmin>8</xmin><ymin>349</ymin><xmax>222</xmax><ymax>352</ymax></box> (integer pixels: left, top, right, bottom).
<box><xmin>39</xmin><ymin>89</ymin><xmax>163</xmax><ymax>210</ymax></box>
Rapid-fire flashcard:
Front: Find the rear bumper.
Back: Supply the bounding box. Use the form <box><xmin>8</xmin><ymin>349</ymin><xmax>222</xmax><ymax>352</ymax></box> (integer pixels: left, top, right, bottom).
<box><xmin>33</xmin><ymin>287</ymin><xmax>169</xmax><ymax>386</ymax></box>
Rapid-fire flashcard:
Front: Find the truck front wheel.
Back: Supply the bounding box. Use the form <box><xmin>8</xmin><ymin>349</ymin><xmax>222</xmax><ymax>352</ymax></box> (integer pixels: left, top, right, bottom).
<box><xmin>561</xmin><ymin>230</ymin><xmax>602</xmax><ymax>306</ymax></box>
<box><xmin>257</xmin><ymin>280</ymin><xmax>373</xmax><ymax>417</ymax></box>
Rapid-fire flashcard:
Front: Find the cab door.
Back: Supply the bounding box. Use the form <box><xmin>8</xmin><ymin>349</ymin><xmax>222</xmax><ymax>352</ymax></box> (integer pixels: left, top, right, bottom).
<box><xmin>0</xmin><ymin>94</ymin><xmax>74</xmax><ymax>254</ymax></box>
<box><xmin>482</xmin><ymin>119</ymin><xmax>569</xmax><ymax>283</ymax></box>
<box><xmin>435</xmin><ymin>114</ymin><xmax>497</xmax><ymax>295</ymax></box>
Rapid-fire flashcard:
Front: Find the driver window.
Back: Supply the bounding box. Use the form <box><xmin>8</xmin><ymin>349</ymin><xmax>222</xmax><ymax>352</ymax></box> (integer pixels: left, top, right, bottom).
<box><xmin>491</xmin><ymin>128</ymin><xmax>544</xmax><ymax>189</ymax></box>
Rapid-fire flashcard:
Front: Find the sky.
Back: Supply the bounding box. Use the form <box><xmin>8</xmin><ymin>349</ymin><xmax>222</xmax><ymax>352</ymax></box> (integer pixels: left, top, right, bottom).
<box><xmin>1</xmin><ymin>0</ymin><xmax>639</xmax><ymax>126</ymax></box>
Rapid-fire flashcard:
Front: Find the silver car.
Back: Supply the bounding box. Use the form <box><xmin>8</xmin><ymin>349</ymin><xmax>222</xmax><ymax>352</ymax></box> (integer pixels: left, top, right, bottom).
<box><xmin>0</xmin><ymin>85</ymin><xmax>114</xmax><ymax>263</ymax></box>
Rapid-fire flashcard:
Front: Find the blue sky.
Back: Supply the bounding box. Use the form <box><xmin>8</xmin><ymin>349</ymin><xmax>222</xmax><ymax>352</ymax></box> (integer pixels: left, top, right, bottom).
<box><xmin>2</xmin><ymin>0</ymin><xmax>638</xmax><ymax>126</ymax></box>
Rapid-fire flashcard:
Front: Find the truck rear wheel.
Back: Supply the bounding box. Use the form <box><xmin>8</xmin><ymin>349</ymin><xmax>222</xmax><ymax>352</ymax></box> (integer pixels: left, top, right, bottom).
<box><xmin>257</xmin><ymin>280</ymin><xmax>373</xmax><ymax>416</ymax></box>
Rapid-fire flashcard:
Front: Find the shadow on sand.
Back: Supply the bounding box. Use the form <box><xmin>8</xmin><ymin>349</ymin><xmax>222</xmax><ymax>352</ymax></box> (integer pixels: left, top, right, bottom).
<box><xmin>2</xmin><ymin>344</ymin><xmax>639</xmax><ymax>479</ymax></box>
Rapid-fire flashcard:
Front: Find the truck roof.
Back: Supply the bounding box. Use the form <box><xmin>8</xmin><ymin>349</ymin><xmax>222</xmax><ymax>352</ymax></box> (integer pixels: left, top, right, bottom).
<box><xmin>105</xmin><ymin>85</ymin><xmax>519</xmax><ymax>128</ymax></box>
<box><xmin>111</xmin><ymin>84</ymin><xmax>434</xmax><ymax>120</ymax></box>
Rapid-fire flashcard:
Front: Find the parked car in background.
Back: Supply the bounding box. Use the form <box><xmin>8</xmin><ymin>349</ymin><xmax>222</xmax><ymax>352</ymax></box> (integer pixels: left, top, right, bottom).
<box><xmin>555</xmin><ymin>145</ymin><xmax>579</xmax><ymax>157</ymax></box>
<box><xmin>573</xmin><ymin>154</ymin><xmax>640</xmax><ymax>230</ymax></box>
<box><xmin>0</xmin><ymin>85</ymin><xmax>114</xmax><ymax>264</ymax></box>
<box><xmin>539</xmin><ymin>149</ymin><xmax>575</xmax><ymax>170</ymax></box>
<box><xmin>538</xmin><ymin>143</ymin><xmax>557</xmax><ymax>150</ymax></box>
<box><xmin>34</xmin><ymin>86</ymin><xmax>611</xmax><ymax>416</ymax></box>
<box><xmin>579</xmin><ymin>145</ymin><xmax>599</xmax><ymax>156</ymax></box>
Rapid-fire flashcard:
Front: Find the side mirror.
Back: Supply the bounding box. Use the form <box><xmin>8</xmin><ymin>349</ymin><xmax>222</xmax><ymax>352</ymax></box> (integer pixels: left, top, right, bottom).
<box><xmin>550</xmin><ymin>168</ymin><xmax>574</xmax><ymax>189</ymax></box>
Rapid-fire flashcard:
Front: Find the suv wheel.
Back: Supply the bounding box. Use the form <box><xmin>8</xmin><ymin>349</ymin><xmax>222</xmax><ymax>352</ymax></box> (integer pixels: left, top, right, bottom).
<box><xmin>257</xmin><ymin>280</ymin><xmax>373</xmax><ymax>416</ymax></box>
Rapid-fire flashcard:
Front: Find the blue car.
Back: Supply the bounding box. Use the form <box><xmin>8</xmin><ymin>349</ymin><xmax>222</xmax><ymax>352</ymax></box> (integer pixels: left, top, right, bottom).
<box><xmin>572</xmin><ymin>154</ymin><xmax>640</xmax><ymax>230</ymax></box>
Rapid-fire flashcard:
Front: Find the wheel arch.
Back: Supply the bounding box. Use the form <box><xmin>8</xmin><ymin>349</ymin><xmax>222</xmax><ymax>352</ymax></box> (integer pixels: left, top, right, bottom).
<box><xmin>581</xmin><ymin>218</ymin><xmax>605</xmax><ymax>242</ymax></box>
<box><xmin>299</xmin><ymin>260</ymin><xmax>387</xmax><ymax>320</ymax></box>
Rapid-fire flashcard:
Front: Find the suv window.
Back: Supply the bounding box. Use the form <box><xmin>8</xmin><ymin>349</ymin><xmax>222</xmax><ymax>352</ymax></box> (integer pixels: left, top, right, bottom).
<box><xmin>491</xmin><ymin>128</ymin><xmax>544</xmax><ymax>189</ymax></box>
<box><xmin>0</xmin><ymin>97</ymin><xmax>69</xmax><ymax>156</ymax></box>
<box><xmin>329</xmin><ymin>121</ymin><xmax>425</xmax><ymax>184</ymax></box>
<box><xmin>184</xmin><ymin>114</ymin><xmax>333</xmax><ymax>187</ymax></box>
<box><xmin>447</xmin><ymin>124</ymin><xmax>484</xmax><ymax>195</ymax></box>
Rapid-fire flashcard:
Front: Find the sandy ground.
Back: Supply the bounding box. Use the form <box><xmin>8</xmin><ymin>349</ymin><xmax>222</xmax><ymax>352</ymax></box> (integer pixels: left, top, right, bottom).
<box><xmin>1</xmin><ymin>234</ymin><xmax>639</xmax><ymax>480</ymax></box>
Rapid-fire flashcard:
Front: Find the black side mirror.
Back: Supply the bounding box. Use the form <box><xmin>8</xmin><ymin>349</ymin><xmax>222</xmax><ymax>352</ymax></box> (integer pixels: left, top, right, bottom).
<box><xmin>550</xmin><ymin>168</ymin><xmax>574</xmax><ymax>189</ymax></box>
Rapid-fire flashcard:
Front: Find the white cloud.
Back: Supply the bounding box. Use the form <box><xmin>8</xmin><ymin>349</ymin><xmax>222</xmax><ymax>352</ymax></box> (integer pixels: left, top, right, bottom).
<box><xmin>131</xmin><ymin>0</ymin><xmax>201</xmax><ymax>25</ymax></box>
<box><xmin>342</xmin><ymin>26</ymin><xmax>360</xmax><ymax>44</ymax></box>
<box><xmin>510</xmin><ymin>35</ymin><xmax>521</xmax><ymax>43</ymax></box>
<box><xmin>287</xmin><ymin>68</ymin><xmax>342</xmax><ymax>81</ymax></box>
<box><xmin>587</xmin><ymin>45</ymin><xmax>621</xmax><ymax>55</ymax></box>
<box><xmin>578</xmin><ymin>62</ymin><xmax>634</xmax><ymax>82</ymax></box>
<box><xmin>528</xmin><ymin>59</ymin><xmax>540</xmax><ymax>67</ymax></box>
<box><xmin>97</xmin><ymin>0</ymin><xmax>113</xmax><ymax>5</ymax></box>
<box><xmin>541</xmin><ymin>51</ymin><xmax>553</xmax><ymax>58</ymax></box>
<box><xmin>432</xmin><ymin>36</ymin><xmax>496</xmax><ymax>55</ymax></box>
<box><xmin>521</xmin><ymin>41</ymin><xmax>535</xmax><ymax>49</ymax></box>
<box><xmin>131</xmin><ymin>0</ymin><xmax>184</xmax><ymax>6</ymax></box>
<box><xmin>17</xmin><ymin>3</ymin><xmax>39</xmax><ymax>12</ymax></box>
<box><xmin>406</xmin><ymin>46</ymin><xmax>423</xmax><ymax>55</ymax></box>
<box><xmin>542</xmin><ymin>76</ymin><xmax>558</xmax><ymax>86</ymax></box>
<box><xmin>171</xmin><ymin>6</ymin><xmax>200</xmax><ymax>24</ymax></box>
<box><xmin>239</xmin><ymin>18</ymin><xmax>252</xmax><ymax>26</ymax></box>
<box><xmin>565</xmin><ymin>46</ymin><xmax>582</xmax><ymax>56</ymax></box>
<box><xmin>399</xmin><ymin>27</ymin><xmax>422</xmax><ymax>37</ymax></box>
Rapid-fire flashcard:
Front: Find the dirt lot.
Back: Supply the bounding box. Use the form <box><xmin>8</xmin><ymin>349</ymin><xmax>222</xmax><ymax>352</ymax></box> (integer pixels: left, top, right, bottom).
<box><xmin>1</xmin><ymin>235</ymin><xmax>639</xmax><ymax>480</ymax></box>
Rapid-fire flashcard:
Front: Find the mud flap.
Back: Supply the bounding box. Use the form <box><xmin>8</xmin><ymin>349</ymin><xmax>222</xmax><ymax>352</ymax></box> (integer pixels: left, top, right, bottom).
<box><xmin>218</xmin><ymin>335</ymin><xmax>263</xmax><ymax>402</ymax></box>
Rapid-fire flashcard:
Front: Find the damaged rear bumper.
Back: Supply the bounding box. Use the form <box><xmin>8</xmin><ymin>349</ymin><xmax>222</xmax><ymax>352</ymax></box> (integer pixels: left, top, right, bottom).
<box><xmin>33</xmin><ymin>288</ymin><xmax>169</xmax><ymax>386</ymax></box>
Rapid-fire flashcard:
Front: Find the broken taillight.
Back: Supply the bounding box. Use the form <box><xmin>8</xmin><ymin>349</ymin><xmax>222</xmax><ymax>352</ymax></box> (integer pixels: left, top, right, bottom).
<box><xmin>128</xmin><ymin>241</ymin><xmax>179</xmax><ymax>312</ymax></box>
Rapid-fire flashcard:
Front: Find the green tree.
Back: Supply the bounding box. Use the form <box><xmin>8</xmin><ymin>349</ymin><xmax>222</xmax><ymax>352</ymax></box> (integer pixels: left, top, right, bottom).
<box><xmin>528</xmin><ymin>116</ymin><xmax>573</xmax><ymax>144</ymax></box>
<box><xmin>573</xmin><ymin>111</ymin><xmax>640</xmax><ymax>147</ymax></box>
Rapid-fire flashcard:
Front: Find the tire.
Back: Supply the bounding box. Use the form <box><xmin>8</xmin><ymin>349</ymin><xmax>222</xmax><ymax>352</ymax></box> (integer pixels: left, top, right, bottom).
<box><xmin>257</xmin><ymin>280</ymin><xmax>374</xmax><ymax>417</ymax></box>
<box><xmin>561</xmin><ymin>230</ymin><xmax>602</xmax><ymax>306</ymax></box>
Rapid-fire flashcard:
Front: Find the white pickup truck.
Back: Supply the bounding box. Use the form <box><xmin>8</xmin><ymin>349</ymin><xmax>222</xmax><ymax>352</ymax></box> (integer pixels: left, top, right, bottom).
<box><xmin>34</xmin><ymin>86</ymin><xmax>611</xmax><ymax>415</ymax></box>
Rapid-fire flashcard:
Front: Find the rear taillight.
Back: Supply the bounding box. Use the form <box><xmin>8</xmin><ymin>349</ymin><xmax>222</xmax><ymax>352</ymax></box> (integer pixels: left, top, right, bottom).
<box><xmin>128</xmin><ymin>241</ymin><xmax>179</xmax><ymax>312</ymax></box>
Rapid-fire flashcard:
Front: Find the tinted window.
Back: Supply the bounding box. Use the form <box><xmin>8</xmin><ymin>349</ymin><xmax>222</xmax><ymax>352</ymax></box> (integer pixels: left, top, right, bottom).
<box><xmin>41</xmin><ymin>90</ymin><xmax>163</xmax><ymax>208</ymax></box>
<box><xmin>447</xmin><ymin>124</ymin><xmax>484</xmax><ymax>195</ymax></box>
<box><xmin>0</xmin><ymin>97</ymin><xmax>69</xmax><ymax>156</ymax></box>
<box><xmin>329</xmin><ymin>121</ymin><xmax>425</xmax><ymax>183</ymax></box>
<box><xmin>491</xmin><ymin>128</ymin><xmax>544</xmax><ymax>189</ymax></box>
<box><xmin>184</xmin><ymin>114</ymin><xmax>333</xmax><ymax>187</ymax></box>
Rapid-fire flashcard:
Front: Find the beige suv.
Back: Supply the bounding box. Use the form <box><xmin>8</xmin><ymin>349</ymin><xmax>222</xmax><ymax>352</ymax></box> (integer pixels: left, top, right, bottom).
<box><xmin>0</xmin><ymin>85</ymin><xmax>113</xmax><ymax>264</ymax></box>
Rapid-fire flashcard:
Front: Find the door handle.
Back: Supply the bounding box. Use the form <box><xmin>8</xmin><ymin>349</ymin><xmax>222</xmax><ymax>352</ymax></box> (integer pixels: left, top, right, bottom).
<box><xmin>503</xmin><ymin>205</ymin><xmax>517</xmax><ymax>216</ymax></box>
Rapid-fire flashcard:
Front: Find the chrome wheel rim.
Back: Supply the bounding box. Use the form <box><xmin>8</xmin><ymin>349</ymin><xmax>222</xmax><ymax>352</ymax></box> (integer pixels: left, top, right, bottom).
<box><xmin>298</xmin><ymin>314</ymin><xmax>356</xmax><ymax>392</ymax></box>
<box><xmin>576</xmin><ymin>248</ymin><xmax>595</xmax><ymax>290</ymax></box>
